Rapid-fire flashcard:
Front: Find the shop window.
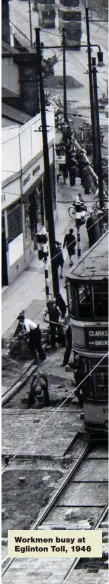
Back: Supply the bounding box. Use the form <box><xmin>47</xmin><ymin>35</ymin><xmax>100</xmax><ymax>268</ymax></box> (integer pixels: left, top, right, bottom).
<box><xmin>35</xmin><ymin>182</ymin><xmax>44</xmax><ymax>230</ymax></box>
<box><xmin>8</xmin><ymin>203</ymin><xmax>22</xmax><ymax>243</ymax></box>
<box><xmin>77</xmin><ymin>284</ymin><xmax>92</xmax><ymax>319</ymax></box>
<box><xmin>93</xmin><ymin>284</ymin><xmax>108</xmax><ymax>320</ymax></box>
<box><xmin>24</xmin><ymin>199</ymin><xmax>31</xmax><ymax>244</ymax></box>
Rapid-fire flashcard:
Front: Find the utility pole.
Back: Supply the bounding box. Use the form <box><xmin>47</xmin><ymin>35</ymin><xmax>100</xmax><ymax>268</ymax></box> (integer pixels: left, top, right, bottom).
<box><xmin>92</xmin><ymin>60</ymin><xmax>104</xmax><ymax>209</ymax></box>
<box><xmin>35</xmin><ymin>27</ymin><xmax>59</xmax><ymax>297</ymax></box>
<box><xmin>85</xmin><ymin>6</ymin><xmax>97</xmax><ymax>173</ymax></box>
<box><xmin>62</xmin><ymin>28</ymin><xmax>67</xmax><ymax>123</ymax></box>
<box><xmin>28</xmin><ymin>0</ymin><xmax>32</xmax><ymax>47</ymax></box>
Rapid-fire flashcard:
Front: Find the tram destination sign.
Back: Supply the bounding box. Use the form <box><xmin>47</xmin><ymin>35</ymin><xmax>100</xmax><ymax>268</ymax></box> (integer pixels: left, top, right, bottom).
<box><xmin>85</xmin><ymin>328</ymin><xmax>108</xmax><ymax>350</ymax></box>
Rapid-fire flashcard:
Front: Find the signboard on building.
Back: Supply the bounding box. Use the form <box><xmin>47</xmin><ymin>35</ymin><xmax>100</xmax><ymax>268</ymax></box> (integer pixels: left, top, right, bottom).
<box><xmin>85</xmin><ymin>327</ymin><xmax>108</xmax><ymax>351</ymax></box>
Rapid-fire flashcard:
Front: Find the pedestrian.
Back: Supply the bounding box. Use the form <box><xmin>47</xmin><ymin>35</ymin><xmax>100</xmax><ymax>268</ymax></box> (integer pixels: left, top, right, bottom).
<box><xmin>47</xmin><ymin>298</ymin><xmax>60</xmax><ymax>348</ymax></box>
<box><xmin>69</xmin><ymin>158</ymin><xmax>79</xmax><ymax>187</ymax></box>
<box><xmin>63</xmin><ymin>229</ymin><xmax>76</xmax><ymax>266</ymax></box>
<box><xmin>82</xmin><ymin>162</ymin><xmax>91</xmax><ymax>194</ymax></box>
<box><xmin>54</xmin><ymin>240</ymin><xmax>64</xmax><ymax>278</ymax></box>
<box><xmin>61</xmin><ymin>319</ymin><xmax>72</xmax><ymax>367</ymax></box>
<box><xmin>56</xmin><ymin>292</ymin><xmax>67</xmax><ymax>318</ymax></box>
<box><xmin>86</xmin><ymin>212</ymin><xmax>100</xmax><ymax>248</ymax></box>
<box><xmin>16</xmin><ymin>311</ymin><xmax>46</xmax><ymax>361</ymax></box>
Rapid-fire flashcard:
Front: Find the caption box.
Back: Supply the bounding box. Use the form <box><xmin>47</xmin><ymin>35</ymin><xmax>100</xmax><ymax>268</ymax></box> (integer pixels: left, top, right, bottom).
<box><xmin>8</xmin><ymin>529</ymin><xmax>102</xmax><ymax>558</ymax></box>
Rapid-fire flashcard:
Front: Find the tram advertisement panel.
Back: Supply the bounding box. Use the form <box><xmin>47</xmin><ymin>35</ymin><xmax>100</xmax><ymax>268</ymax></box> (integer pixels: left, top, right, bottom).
<box><xmin>85</xmin><ymin>327</ymin><xmax>108</xmax><ymax>350</ymax></box>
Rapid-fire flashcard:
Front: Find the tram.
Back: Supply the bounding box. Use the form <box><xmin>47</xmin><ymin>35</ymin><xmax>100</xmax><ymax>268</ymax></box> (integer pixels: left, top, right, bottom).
<box><xmin>66</xmin><ymin>232</ymin><xmax>108</xmax><ymax>433</ymax></box>
<box><xmin>37</xmin><ymin>0</ymin><xmax>56</xmax><ymax>28</ymax></box>
<box><xmin>57</xmin><ymin>0</ymin><xmax>82</xmax><ymax>48</ymax></box>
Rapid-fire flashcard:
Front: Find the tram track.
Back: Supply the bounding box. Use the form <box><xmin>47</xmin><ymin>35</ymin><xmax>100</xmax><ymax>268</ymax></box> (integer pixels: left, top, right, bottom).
<box><xmin>64</xmin><ymin>505</ymin><xmax>109</xmax><ymax>580</ymax></box>
<box><xmin>1</xmin><ymin>436</ymin><xmax>91</xmax><ymax>576</ymax></box>
<box><xmin>2</xmin><ymin>435</ymin><xmax>108</xmax><ymax>581</ymax></box>
<box><xmin>2</xmin><ymin>360</ymin><xmax>38</xmax><ymax>407</ymax></box>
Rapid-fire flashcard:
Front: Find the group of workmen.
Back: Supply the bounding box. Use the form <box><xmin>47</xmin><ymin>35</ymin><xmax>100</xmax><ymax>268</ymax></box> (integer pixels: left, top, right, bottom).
<box><xmin>15</xmin><ymin>305</ymin><xmax>83</xmax><ymax>409</ymax></box>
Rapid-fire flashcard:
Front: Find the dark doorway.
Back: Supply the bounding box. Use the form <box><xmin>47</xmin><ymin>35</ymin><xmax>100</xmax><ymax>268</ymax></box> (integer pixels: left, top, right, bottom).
<box><xmin>2</xmin><ymin>213</ymin><xmax>8</xmax><ymax>287</ymax></box>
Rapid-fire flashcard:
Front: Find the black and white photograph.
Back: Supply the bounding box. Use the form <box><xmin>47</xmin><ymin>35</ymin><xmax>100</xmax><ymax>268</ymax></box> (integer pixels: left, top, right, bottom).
<box><xmin>1</xmin><ymin>0</ymin><xmax>108</xmax><ymax>582</ymax></box>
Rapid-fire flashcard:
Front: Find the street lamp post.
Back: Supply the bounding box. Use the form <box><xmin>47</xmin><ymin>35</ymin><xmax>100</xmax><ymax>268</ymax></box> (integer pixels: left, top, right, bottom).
<box><xmin>85</xmin><ymin>6</ymin><xmax>97</xmax><ymax>173</ymax></box>
<box><xmin>62</xmin><ymin>28</ymin><xmax>67</xmax><ymax>123</ymax></box>
<box><xmin>92</xmin><ymin>60</ymin><xmax>104</xmax><ymax>209</ymax></box>
<box><xmin>28</xmin><ymin>0</ymin><xmax>32</xmax><ymax>47</ymax></box>
<box><xmin>35</xmin><ymin>27</ymin><xmax>59</xmax><ymax>298</ymax></box>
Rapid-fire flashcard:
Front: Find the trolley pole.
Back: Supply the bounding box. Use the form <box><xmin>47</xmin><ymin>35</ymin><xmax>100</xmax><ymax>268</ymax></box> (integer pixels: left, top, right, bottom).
<box><xmin>92</xmin><ymin>61</ymin><xmax>104</xmax><ymax>210</ymax></box>
<box><xmin>62</xmin><ymin>28</ymin><xmax>67</xmax><ymax>123</ymax></box>
<box><xmin>35</xmin><ymin>28</ymin><xmax>59</xmax><ymax>297</ymax></box>
<box><xmin>85</xmin><ymin>6</ymin><xmax>97</xmax><ymax>173</ymax></box>
<box><xmin>28</xmin><ymin>0</ymin><xmax>33</xmax><ymax>47</ymax></box>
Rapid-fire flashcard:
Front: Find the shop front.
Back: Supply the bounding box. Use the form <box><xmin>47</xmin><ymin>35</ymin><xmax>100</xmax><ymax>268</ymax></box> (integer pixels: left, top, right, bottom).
<box><xmin>2</xmin><ymin>110</ymin><xmax>57</xmax><ymax>285</ymax></box>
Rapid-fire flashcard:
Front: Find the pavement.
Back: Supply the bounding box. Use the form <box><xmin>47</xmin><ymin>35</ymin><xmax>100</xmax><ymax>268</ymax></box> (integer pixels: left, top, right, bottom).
<box><xmin>2</xmin><ymin>178</ymin><xmax>94</xmax><ymax>339</ymax></box>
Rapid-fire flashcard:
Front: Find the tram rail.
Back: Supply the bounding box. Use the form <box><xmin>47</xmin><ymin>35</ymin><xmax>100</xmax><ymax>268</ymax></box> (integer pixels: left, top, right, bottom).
<box><xmin>2</xmin><ymin>436</ymin><xmax>108</xmax><ymax>579</ymax></box>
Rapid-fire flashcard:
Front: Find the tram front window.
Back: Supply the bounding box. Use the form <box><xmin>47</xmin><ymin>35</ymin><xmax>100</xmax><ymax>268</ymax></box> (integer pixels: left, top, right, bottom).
<box><xmin>78</xmin><ymin>284</ymin><xmax>92</xmax><ymax>319</ymax></box>
<box><xmin>93</xmin><ymin>284</ymin><xmax>108</xmax><ymax>319</ymax></box>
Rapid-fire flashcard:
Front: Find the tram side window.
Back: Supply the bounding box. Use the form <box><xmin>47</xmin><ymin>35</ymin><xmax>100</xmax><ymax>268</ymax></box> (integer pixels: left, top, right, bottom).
<box><xmin>90</xmin><ymin>358</ymin><xmax>108</xmax><ymax>399</ymax></box>
<box><xmin>67</xmin><ymin>282</ymin><xmax>76</xmax><ymax>317</ymax></box>
<box><xmin>93</xmin><ymin>284</ymin><xmax>108</xmax><ymax>319</ymax></box>
<box><xmin>78</xmin><ymin>284</ymin><xmax>92</xmax><ymax>319</ymax></box>
<box><xmin>94</xmin><ymin>371</ymin><xmax>108</xmax><ymax>399</ymax></box>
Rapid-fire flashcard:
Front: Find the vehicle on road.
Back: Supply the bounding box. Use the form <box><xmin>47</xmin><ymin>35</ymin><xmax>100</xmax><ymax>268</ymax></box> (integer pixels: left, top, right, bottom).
<box><xmin>38</xmin><ymin>0</ymin><xmax>56</xmax><ymax>28</ymax></box>
<box><xmin>57</xmin><ymin>0</ymin><xmax>82</xmax><ymax>48</ymax></box>
<box><xmin>66</xmin><ymin>231</ymin><xmax>108</xmax><ymax>434</ymax></box>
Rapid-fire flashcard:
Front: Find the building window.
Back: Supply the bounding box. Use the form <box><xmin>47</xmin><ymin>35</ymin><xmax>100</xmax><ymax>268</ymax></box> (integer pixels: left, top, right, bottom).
<box><xmin>8</xmin><ymin>202</ymin><xmax>22</xmax><ymax>243</ymax></box>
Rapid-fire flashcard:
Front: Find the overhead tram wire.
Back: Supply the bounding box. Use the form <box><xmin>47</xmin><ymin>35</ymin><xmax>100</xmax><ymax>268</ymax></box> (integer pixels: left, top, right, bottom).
<box><xmin>2</xmin><ymin>351</ymin><xmax>108</xmax><ymax>473</ymax></box>
<box><xmin>9</xmin><ymin>20</ymin><xmax>31</xmax><ymax>44</ymax></box>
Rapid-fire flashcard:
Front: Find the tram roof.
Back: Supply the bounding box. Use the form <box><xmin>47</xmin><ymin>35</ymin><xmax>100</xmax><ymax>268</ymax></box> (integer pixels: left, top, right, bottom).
<box><xmin>66</xmin><ymin>231</ymin><xmax>108</xmax><ymax>280</ymax></box>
